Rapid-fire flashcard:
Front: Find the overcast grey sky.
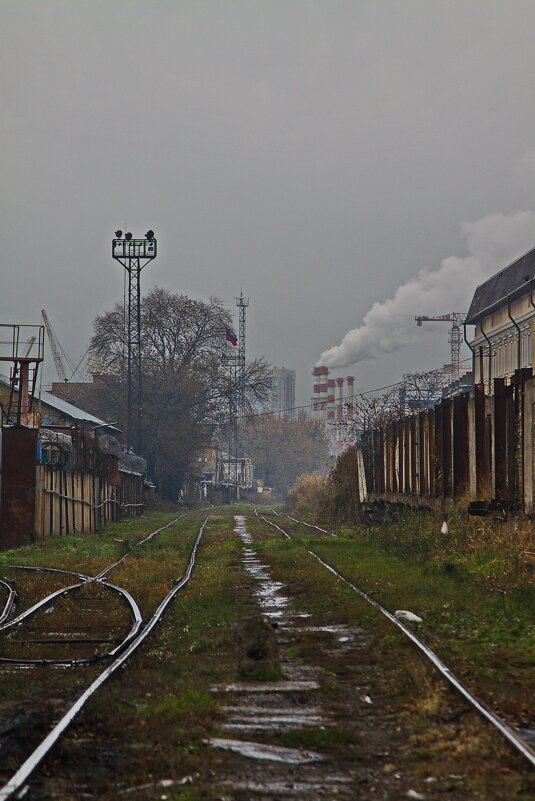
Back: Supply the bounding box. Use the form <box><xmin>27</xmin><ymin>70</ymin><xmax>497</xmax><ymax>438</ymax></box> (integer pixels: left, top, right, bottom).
<box><xmin>3</xmin><ymin>1</ymin><xmax>535</xmax><ymax>403</ymax></box>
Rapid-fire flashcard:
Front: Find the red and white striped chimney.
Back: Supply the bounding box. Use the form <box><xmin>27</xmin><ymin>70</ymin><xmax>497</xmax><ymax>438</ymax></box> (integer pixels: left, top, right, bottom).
<box><xmin>326</xmin><ymin>378</ymin><xmax>336</xmax><ymax>423</ymax></box>
<box><xmin>312</xmin><ymin>366</ymin><xmax>328</xmax><ymax>422</ymax></box>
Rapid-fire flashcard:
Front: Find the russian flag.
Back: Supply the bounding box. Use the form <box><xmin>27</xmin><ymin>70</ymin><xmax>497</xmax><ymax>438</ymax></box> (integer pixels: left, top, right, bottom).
<box><xmin>226</xmin><ymin>327</ymin><xmax>238</xmax><ymax>346</ymax></box>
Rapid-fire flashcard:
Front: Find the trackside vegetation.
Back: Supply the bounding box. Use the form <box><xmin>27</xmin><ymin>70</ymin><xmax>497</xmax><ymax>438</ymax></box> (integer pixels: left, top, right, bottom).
<box><xmin>249</xmin><ymin>512</ymin><xmax>535</xmax><ymax>799</ymax></box>
<box><xmin>285</xmin><ymin>481</ymin><xmax>535</xmax><ymax>734</ymax></box>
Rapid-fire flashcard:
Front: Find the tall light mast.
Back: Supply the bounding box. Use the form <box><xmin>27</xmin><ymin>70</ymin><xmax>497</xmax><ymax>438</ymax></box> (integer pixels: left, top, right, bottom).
<box><xmin>112</xmin><ymin>230</ymin><xmax>157</xmax><ymax>452</ymax></box>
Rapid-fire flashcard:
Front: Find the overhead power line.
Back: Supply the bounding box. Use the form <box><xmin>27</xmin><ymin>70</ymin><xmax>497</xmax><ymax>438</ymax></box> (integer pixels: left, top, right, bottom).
<box><xmin>238</xmin><ymin>357</ymin><xmax>473</xmax><ymax>420</ymax></box>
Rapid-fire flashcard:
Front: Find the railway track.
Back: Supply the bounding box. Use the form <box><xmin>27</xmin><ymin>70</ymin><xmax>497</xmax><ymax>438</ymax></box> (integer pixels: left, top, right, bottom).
<box><xmin>0</xmin><ymin>513</ymin><xmax>190</xmax><ymax>667</ymax></box>
<box><xmin>0</xmin><ymin>512</ymin><xmax>208</xmax><ymax>800</ymax></box>
<box><xmin>254</xmin><ymin>508</ymin><xmax>535</xmax><ymax>772</ymax></box>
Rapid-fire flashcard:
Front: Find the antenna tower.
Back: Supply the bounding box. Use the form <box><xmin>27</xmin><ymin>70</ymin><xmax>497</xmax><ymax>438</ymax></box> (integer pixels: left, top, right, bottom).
<box><xmin>236</xmin><ymin>292</ymin><xmax>249</xmax><ymax>411</ymax></box>
<box><xmin>226</xmin><ymin>293</ymin><xmax>248</xmax><ymax>497</ymax></box>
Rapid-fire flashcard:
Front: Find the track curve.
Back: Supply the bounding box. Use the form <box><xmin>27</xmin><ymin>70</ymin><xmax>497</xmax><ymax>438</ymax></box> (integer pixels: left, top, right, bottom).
<box><xmin>0</xmin><ymin>515</ymin><xmax>208</xmax><ymax>801</ymax></box>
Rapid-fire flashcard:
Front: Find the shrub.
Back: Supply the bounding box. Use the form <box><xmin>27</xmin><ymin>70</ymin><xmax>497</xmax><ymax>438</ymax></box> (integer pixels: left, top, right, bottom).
<box><xmin>286</xmin><ymin>472</ymin><xmax>329</xmax><ymax>518</ymax></box>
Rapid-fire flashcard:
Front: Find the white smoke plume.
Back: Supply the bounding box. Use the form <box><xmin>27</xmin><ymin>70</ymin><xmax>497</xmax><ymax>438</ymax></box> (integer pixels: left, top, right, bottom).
<box><xmin>319</xmin><ymin>210</ymin><xmax>535</xmax><ymax>369</ymax></box>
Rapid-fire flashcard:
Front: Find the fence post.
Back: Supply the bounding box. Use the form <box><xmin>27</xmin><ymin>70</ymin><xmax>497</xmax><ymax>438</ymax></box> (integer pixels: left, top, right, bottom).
<box><xmin>474</xmin><ymin>383</ymin><xmax>487</xmax><ymax>495</ymax></box>
<box><xmin>0</xmin><ymin>428</ymin><xmax>38</xmax><ymax>548</ymax></box>
<box><xmin>434</xmin><ymin>402</ymin><xmax>443</xmax><ymax>503</ymax></box>
<box><xmin>453</xmin><ymin>394</ymin><xmax>469</xmax><ymax>497</ymax></box>
<box><xmin>493</xmin><ymin>378</ymin><xmax>508</xmax><ymax>503</ymax></box>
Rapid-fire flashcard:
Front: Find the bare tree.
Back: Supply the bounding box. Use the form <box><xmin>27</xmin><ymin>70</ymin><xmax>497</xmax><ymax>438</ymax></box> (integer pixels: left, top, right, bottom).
<box><xmin>88</xmin><ymin>287</ymin><xmax>270</xmax><ymax>496</ymax></box>
<box><xmin>401</xmin><ymin>369</ymin><xmax>447</xmax><ymax>411</ymax></box>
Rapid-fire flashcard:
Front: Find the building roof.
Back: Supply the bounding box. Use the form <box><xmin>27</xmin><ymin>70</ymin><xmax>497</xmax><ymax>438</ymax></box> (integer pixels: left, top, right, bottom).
<box><xmin>0</xmin><ymin>374</ymin><xmax>121</xmax><ymax>432</ymax></box>
<box><xmin>466</xmin><ymin>247</ymin><xmax>535</xmax><ymax>324</ymax></box>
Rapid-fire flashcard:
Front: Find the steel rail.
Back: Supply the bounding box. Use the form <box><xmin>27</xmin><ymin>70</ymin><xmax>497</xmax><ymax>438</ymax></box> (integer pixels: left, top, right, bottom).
<box><xmin>0</xmin><ymin>513</ymin><xmax>191</xmax><ymax>665</ymax></box>
<box><xmin>0</xmin><ymin>516</ymin><xmax>209</xmax><ymax>801</ymax></box>
<box><xmin>0</xmin><ymin>512</ymin><xmax>189</xmax><ymax>627</ymax></box>
<box><xmin>0</xmin><ymin>582</ymin><xmax>85</xmax><ymax>633</ymax></box>
<box><xmin>0</xmin><ymin>580</ymin><xmax>16</xmax><ymax>626</ymax></box>
<box><xmin>0</xmin><ymin>581</ymin><xmax>142</xmax><ymax>667</ymax></box>
<box><xmin>285</xmin><ymin>515</ymin><xmax>336</xmax><ymax>537</ymax></box>
<box><xmin>265</xmin><ymin>508</ymin><xmax>336</xmax><ymax>537</ymax></box>
<box><xmin>256</xmin><ymin>513</ymin><xmax>535</xmax><ymax>770</ymax></box>
<box><xmin>1</xmin><ymin>564</ymin><xmax>91</xmax><ymax>581</ymax></box>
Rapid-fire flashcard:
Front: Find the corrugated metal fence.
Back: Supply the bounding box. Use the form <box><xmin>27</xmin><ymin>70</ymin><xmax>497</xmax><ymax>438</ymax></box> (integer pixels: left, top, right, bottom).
<box><xmin>0</xmin><ymin>425</ymin><xmax>148</xmax><ymax>547</ymax></box>
<box><xmin>33</xmin><ymin>428</ymin><xmax>147</xmax><ymax>538</ymax></box>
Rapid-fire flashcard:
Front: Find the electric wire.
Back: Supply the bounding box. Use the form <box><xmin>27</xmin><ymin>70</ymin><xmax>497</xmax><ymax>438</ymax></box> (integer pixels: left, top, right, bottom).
<box><xmin>238</xmin><ymin>357</ymin><xmax>473</xmax><ymax>420</ymax></box>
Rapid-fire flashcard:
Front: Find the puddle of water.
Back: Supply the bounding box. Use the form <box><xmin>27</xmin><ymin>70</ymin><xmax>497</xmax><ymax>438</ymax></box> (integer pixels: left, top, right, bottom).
<box><xmin>222</xmin><ymin>704</ymin><xmax>324</xmax><ymax>730</ymax></box>
<box><xmin>223</xmin><ymin>705</ymin><xmax>322</xmax><ymax>715</ymax></box>
<box><xmin>206</xmin><ymin>737</ymin><xmax>323</xmax><ymax>764</ymax></box>
<box><xmin>296</xmin><ymin>625</ymin><xmax>349</xmax><ymax>634</ymax></box>
<box><xmin>222</xmin><ymin>715</ymin><xmax>323</xmax><ymax>729</ymax></box>
<box><xmin>235</xmin><ymin>515</ymin><xmax>291</xmax><ymax>617</ymax></box>
<box><xmin>221</xmin><ymin>778</ymin><xmax>352</xmax><ymax>795</ymax></box>
<box><xmin>212</xmin><ymin>680</ymin><xmax>320</xmax><ymax>693</ymax></box>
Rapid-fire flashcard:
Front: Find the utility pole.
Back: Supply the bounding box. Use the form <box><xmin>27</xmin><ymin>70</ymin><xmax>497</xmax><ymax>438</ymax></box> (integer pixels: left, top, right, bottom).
<box><xmin>415</xmin><ymin>312</ymin><xmax>465</xmax><ymax>380</ymax></box>
<box><xmin>112</xmin><ymin>230</ymin><xmax>157</xmax><ymax>452</ymax></box>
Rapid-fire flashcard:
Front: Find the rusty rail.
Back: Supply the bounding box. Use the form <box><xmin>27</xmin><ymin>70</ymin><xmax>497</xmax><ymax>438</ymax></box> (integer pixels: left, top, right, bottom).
<box><xmin>256</xmin><ymin>513</ymin><xmax>535</xmax><ymax>771</ymax></box>
<box><xmin>0</xmin><ymin>516</ymin><xmax>208</xmax><ymax>800</ymax></box>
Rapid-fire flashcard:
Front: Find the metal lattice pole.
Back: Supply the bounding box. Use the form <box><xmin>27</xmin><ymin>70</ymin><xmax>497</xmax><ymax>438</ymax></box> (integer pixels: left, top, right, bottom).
<box><xmin>236</xmin><ymin>292</ymin><xmax>248</xmax><ymax>412</ymax></box>
<box><xmin>126</xmin><ymin>259</ymin><xmax>143</xmax><ymax>452</ymax></box>
<box><xmin>228</xmin><ymin>357</ymin><xmax>238</xmax><ymax>488</ymax></box>
<box><xmin>112</xmin><ymin>232</ymin><xmax>156</xmax><ymax>452</ymax></box>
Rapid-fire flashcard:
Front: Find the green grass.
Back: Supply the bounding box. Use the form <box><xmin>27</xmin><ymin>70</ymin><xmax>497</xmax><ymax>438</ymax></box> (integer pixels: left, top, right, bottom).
<box><xmin>274</xmin><ymin>726</ymin><xmax>361</xmax><ymax>751</ymax></box>
<box><xmin>0</xmin><ymin>509</ymin><xmax>261</xmax><ymax>798</ymax></box>
<box><xmin>53</xmin><ymin>511</ymin><xmax>257</xmax><ymax>794</ymax></box>
<box><xmin>251</xmin><ymin>512</ymin><xmax>535</xmax><ymax>799</ymax></box>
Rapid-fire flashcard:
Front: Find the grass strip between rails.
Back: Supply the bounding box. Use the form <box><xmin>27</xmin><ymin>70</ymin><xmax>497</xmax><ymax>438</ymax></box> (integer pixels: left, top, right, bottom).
<box><xmin>249</xmin><ymin>514</ymin><xmax>535</xmax><ymax>800</ymax></box>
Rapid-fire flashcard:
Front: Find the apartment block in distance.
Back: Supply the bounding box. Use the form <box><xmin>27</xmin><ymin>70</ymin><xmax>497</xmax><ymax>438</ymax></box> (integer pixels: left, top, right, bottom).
<box><xmin>267</xmin><ymin>367</ymin><xmax>296</xmax><ymax>418</ymax></box>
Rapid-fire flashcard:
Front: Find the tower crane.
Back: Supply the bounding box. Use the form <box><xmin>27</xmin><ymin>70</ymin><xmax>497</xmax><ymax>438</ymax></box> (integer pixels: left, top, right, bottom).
<box><xmin>41</xmin><ymin>310</ymin><xmax>73</xmax><ymax>383</ymax></box>
<box><xmin>415</xmin><ymin>312</ymin><xmax>466</xmax><ymax>380</ymax></box>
